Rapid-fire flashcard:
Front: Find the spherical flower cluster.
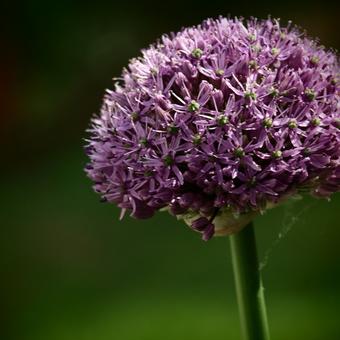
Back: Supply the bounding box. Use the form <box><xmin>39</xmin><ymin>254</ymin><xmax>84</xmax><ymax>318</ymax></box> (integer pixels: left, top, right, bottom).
<box><xmin>85</xmin><ymin>17</ymin><xmax>340</xmax><ymax>240</ymax></box>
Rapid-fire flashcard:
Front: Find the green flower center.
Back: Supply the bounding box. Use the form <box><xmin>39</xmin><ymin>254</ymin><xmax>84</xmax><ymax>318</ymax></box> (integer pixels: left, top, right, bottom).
<box><xmin>144</xmin><ymin>170</ymin><xmax>153</xmax><ymax>177</ymax></box>
<box><xmin>234</xmin><ymin>147</ymin><xmax>245</xmax><ymax>158</ymax></box>
<box><xmin>251</xmin><ymin>44</ymin><xmax>261</xmax><ymax>53</ymax></box>
<box><xmin>139</xmin><ymin>138</ymin><xmax>148</xmax><ymax>147</ymax></box>
<box><xmin>188</xmin><ymin>100</ymin><xmax>200</xmax><ymax>112</ymax></box>
<box><xmin>269</xmin><ymin>87</ymin><xmax>279</xmax><ymax>97</ymax></box>
<box><xmin>191</xmin><ymin>48</ymin><xmax>203</xmax><ymax>58</ymax></box>
<box><xmin>167</xmin><ymin>124</ymin><xmax>179</xmax><ymax>135</ymax></box>
<box><xmin>248</xmin><ymin>34</ymin><xmax>256</xmax><ymax>42</ymax></box>
<box><xmin>215</xmin><ymin>69</ymin><xmax>225</xmax><ymax>76</ymax></box>
<box><xmin>262</xmin><ymin>117</ymin><xmax>273</xmax><ymax>128</ymax></box>
<box><xmin>131</xmin><ymin>112</ymin><xmax>139</xmax><ymax>122</ymax></box>
<box><xmin>310</xmin><ymin>56</ymin><xmax>319</xmax><ymax>65</ymax></box>
<box><xmin>272</xmin><ymin>150</ymin><xmax>282</xmax><ymax>159</ymax></box>
<box><xmin>304</xmin><ymin>88</ymin><xmax>316</xmax><ymax>101</ymax></box>
<box><xmin>311</xmin><ymin>118</ymin><xmax>321</xmax><ymax>127</ymax></box>
<box><xmin>163</xmin><ymin>155</ymin><xmax>174</xmax><ymax>166</ymax></box>
<box><xmin>288</xmin><ymin>120</ymin><xmax>297</xmax><ymax>129</ymax></box>
<box><xmin>271</xmin><ymin>47</ymin><xmax>280</xmax><ymax>56</ymax></box>
<box><xmin>244</xmin><ymin>91</ymin><xmax>256</xmax><ymax>100</ymax></box>
<box><xmin>217</xmin><ymin>115</ymin><xmax>229</xmax><ymax>126</ymax></box>
<box><xmin>249</xmin><ymin>60</ymin><xmax>258</xmax><ymax>69</ymax></box>
<box><xmin>303</xmin><ymin>148</ymin><xmax>311</xmax><ymax>156</ymax></box>
<box><xmin>192</xmin><ymin>134</ymin><xmax>202</xmax><ymax>146</ymax></box>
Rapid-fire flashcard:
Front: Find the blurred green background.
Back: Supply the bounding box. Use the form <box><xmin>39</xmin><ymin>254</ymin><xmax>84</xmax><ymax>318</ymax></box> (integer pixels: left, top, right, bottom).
<box><xmin>1</xmin><ymin>1</ymin><xmax>340</xmax><ymax>339</ymax></box>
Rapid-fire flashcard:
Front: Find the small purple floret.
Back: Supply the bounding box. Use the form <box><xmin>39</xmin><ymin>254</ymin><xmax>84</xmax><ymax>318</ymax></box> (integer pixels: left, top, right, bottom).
<box><xmin>85</xmin><ymin>17</ymin><xmax>340</xmax><ymax>240</ymax></box>
<box><xmin>191</xmin><ymin>217</ymin><xmax>210</xmax><ymax>231</ymax></box>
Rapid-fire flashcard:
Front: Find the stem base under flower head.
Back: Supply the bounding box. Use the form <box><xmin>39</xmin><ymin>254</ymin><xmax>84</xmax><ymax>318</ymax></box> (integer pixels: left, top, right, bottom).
<box><xmin>229</xmin><ymin>222</ymin><xmax>270</xmax><ymax>340</ymax></box>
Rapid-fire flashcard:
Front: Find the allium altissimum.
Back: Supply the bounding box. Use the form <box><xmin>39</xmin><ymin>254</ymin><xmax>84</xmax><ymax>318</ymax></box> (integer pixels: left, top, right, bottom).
<box><xmin>85</xmin><ymin>17</ymin><xmax>340</xmax><ymax>241</ymax></box>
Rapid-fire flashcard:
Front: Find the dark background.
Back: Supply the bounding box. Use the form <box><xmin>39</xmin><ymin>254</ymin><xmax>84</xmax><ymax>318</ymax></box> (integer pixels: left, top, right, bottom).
<box><xmin>1</xmin><ymin>1</ymin><xmax>340</xmax><ymax>339</ymax></box>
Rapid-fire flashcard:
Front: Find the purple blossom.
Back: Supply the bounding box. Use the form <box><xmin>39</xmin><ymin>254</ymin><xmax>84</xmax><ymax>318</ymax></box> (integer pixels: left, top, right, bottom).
<box><xmin>85</xmin><ymin>17</ymin><xmax>340</xmax><ymax>241</ymax></box>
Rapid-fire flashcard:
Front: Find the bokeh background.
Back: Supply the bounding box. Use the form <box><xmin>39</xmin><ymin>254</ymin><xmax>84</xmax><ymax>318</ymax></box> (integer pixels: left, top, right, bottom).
<box><xmin>1</xmin><ymin>1</ymin><xmax>340</xmax><ymax>339</ymax></box>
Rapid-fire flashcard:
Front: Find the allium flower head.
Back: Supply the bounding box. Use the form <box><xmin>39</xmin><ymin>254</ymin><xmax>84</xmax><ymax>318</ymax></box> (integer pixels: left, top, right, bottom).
<box><xmin>85</xmin><ymin>17</ymin><xmax>340</xmax><ymax>240</ymax></box>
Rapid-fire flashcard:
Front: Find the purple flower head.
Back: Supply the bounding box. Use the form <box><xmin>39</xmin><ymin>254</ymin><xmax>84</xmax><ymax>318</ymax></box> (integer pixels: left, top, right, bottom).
<box><xmin>85</xmin><ymin>17</ymin><xmax>340</xmax><ymax>240</ymax></box>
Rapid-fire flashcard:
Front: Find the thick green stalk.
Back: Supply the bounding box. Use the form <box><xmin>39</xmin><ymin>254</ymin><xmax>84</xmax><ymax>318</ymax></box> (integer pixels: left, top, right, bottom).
<box><xmin>229</xmin><ymin>222</ymin><xmax>270</xmax><ymax>340</ymax></box>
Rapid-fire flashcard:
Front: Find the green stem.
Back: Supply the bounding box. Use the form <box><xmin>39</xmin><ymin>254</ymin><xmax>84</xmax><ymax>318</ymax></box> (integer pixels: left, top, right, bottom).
<box><xmin>229</xmin><ymin>222</ymin><xmax>270</xmax><ymax>340</ymax></box>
